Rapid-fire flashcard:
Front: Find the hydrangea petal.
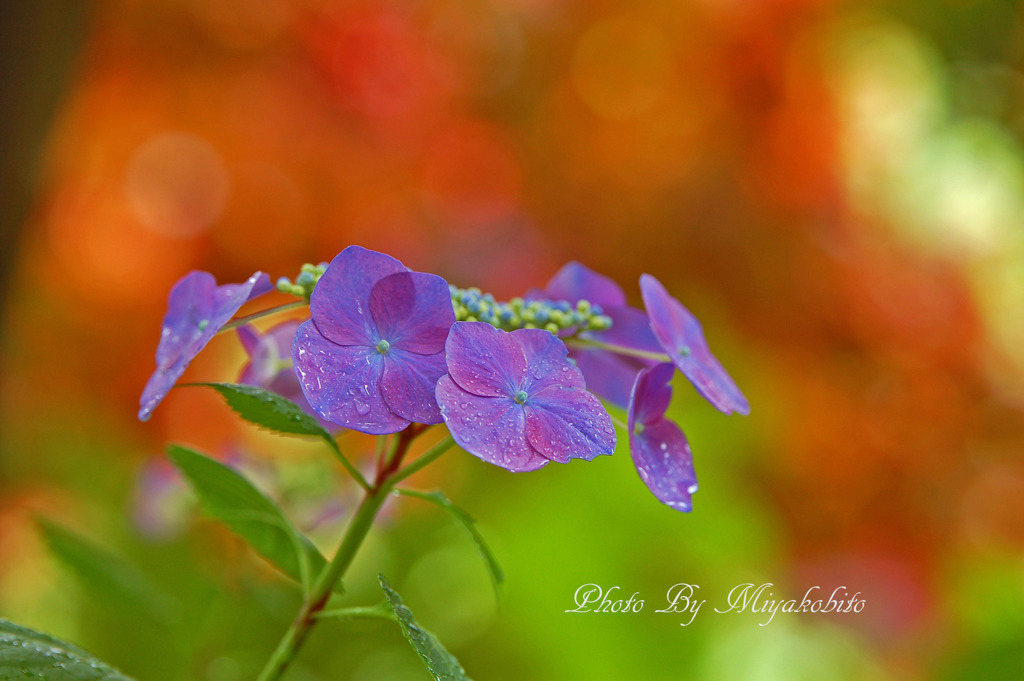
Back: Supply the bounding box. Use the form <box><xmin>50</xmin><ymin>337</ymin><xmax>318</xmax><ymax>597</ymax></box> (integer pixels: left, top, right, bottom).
<box><xmin>630</xmin><ymin>362</ymin><xmax>675</xmax><ymax>427</ymax></box>
<box><xmin>628</xmin><ymin>363</ymin><xmax>697</xmax><ymax>512</ymax></box>
<box><xmin>640</xmin><ymin>274</ymin><xmax>750</xmax><ymax>415</ymax></box>
<box><xmin>139</xmin><ymin>270</ymin><xmax>270</xmax><ymax>421</ymax></box>
<box><xmin>292</xmin><ymin>320</ymin><xmax>408</xmax><ymax>434</ymax></box>
<box><xmin>629</xmin><ymin>419</ymin><xmax>697</xmax><ymax>512</ymax></box>
<box><xmin>524</xmin><ymin>389</ymin><xmax>615</xmax><ymax>463</ymax></box>
<box><xmin>588</xmin><ymin>305</ymin><xmax>661</xmax><ymax>354</ymax></box>
<box><xmin>518</xmin><ymin>327</ymin><xmax>586</xmax><ymax>393</ymax></box>
<box><xmin>445</xmin><ymin>322</ymin><xmax>526</xmax><ymax>398</ymax></box>
<box><xmin>436</xmin><ymin>376</ymin><xmax>548</xmax><ymax>472</ymax></box>
<box><xmin>369</xmin><ymin>271</ymin><xmax>455</xmax><ymax>354</ymax></box>
<box><xmin>380</xmin><ymin>348</ymin><xmax>447</xmax><ymax>424</ymax></box>
<box><xmin>310</xmin><ymin>246</ymin><xmax>407</xmax><ymax>347</ymax></box>
<box><xmin>544</xmin><ymin>261</ymin><xmax>626</xmax><ymax>308</ymax></box>
<box><xmin>572</xmin><ymin>348</ymin><xmax>646</xmax><ymax>408</ymax></box>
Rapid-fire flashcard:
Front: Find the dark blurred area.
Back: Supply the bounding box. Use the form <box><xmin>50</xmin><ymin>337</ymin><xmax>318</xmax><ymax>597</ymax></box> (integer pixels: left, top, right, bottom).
<box><xmin>2</xmin><ymin>1</ymin><xmax>1024</xmax><ymax>680</ymax></box>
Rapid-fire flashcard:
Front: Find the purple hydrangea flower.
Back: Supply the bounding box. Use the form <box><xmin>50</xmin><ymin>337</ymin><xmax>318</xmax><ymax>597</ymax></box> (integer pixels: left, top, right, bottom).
<box><xmin>536</xmin><ymin>262</ymin><xmax>663</xmax><ymax>408</ymax></box>
<box><xmin>640</xmin><ymin>274</ymin><xmax>750</xmax><ymax>416</ymax></box>
<box><xmin>292</xmin><ymin>246</ymin><xmax>455</xmax><ymax>434</ymax></box>
<box><xmin>628</xmin><ymin>363</ymin><xmax>697</xmax><ymax>512</ymax></box>
<box><xmin>237</xmin><ymin>321</ymin><xmax>335</xmax><ymax>430</ymax></box>
<box><xmin>139</xmin><ymin>270</ymin><xmax>272</xmax><ymax>421</ymax></box>
<box><xmin>436</xmin><ymin>321</ymin><xmax>615</xmax><ymax>472</ymax></box>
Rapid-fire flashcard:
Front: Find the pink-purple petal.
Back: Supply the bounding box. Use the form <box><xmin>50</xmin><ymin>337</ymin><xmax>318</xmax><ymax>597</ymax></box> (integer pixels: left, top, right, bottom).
<box><xmin>436</xmin><ymin>376</ymin><xmax>548</xmax><ymax>472</ymax></box>
<box><xmin>139</xmin><ymin>270</ymin><xmax>270</xmax><ymax>421</ymax></box>
<box><xmin>310</xmin><ymin>245</ymin><xmax>407</xmax><ymax>347</ymax></box>
<box><xmin>544</xmin><ymin>261</ymin><xmax>627</xmax><ymax>308</ymax></box>
<box><xmin>630</xmin><ymin>419</ymin><xmax>697</xmax><ymax>512</ymax></box>
<box><xmin>368</xmin><ymin>271</ymin><xmax>454</xmax><ymax>354</ymax></box>
<box><xmin>445</xmin><ymin>322</ymin><xmax>526</xmax><ymax>398</ymax></box>
<box><xmin>517</xmin><ymin>327</ymin><xmax>586</xmax><ymax>393</ymax></box>
<box><xmin>292</xmin><ymin>320</ymin><xmax>408</xmax><ymax>434</ymax></box>
<box><xmin>380</xmin><ymin>348</ymin><xmax>447</xmax><ymax>424</ymax></box>
<box><xmin>570</xmin><ymin>349</ymin><xmax>642</xmax><ymax>408</ymax></box>
<box><xmin>524</xmin><ymin>389</ymin><xmax>616</xmax><ymax>464</ymax></box>
<box><xmin>640</xmin><ymin>273</ymin><xmax>749</xmax><ymax>416</ymax></box>
<box><xmin>630</xmin><ymin>362</ymin><xmax>676</xmax><ymax>427</ymax></box>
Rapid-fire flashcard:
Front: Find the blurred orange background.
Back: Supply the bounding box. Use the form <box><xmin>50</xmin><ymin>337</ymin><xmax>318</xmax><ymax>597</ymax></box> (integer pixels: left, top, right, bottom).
<box><xmin>2</xmin><ymin>1</ymin><xmax>1024</xmax><ymax>680</ymax></box>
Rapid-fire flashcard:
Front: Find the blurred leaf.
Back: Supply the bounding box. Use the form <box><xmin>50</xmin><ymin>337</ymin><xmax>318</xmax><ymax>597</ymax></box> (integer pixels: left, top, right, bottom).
<box><xmin>186</xmin><ymin>383</ymin><xmax>370</xmax><ymax>489</ymax></box>
<box><xmin>186</xmin><ymin>382</ymin><xmax>330</xmax><ymax>439</ymax></box>
<box><xmin>379</xmin><ymin>574</ymin><xmax>472</xmax><ymax>681</ymax></box>
<box><xmin>0</xmin><ymin>619</ymin><xmax>134</xmax><ymax>680</ymax></box>
<box><xmin>37</xmin><ymin>519</ymin><xmax>175</xmax><ymax>625</ymax></box>
<box><xmin>167</xmin><ymin>445</ymin><xmax>338</xmax><ymax>594</ymax></box>
<box><xmin>394</xmin><ymin>489</ymin><xmax>503</xmax><ymax>602</ymax></box>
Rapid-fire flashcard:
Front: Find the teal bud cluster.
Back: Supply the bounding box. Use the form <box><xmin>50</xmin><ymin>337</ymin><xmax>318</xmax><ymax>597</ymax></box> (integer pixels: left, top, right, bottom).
<box><xmin>448</xmin><ymin>284</ymin><xmax>613</xmax><ymax>335</ymax></box>
<box><xmin>276</xmin><ymin>262</ymin><xmax>329</xmax><ymax>299</ymax></box>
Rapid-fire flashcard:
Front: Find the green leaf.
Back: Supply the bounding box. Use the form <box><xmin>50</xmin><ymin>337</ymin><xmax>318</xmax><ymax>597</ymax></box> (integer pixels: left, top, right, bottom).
<box><xmin>379</xmin><ymin>575</ymin><xmax>472</xmax><ymax>681</ymax></box>
<box><xmin>36</xmin><ymin>519</ymin><xmax>175</xmax><ymax>624</ymax></box>
<box><xmin>394</xmin><ymin>489</ymin><xmax>503</xmax><ymax>601</ymax></box>
<box><xmin>0</xmin><ymin>619</ymin><xmax>135</xmax><ymax>680</ymax></box>
<box><xmin>167</xmin><ymin>444</ymin><xmax>338</xmax><ymax>594</ymax></box>
<box><xmin>186</xmin><ymin>382</ymin><xmax>331</xmax><ymax>439</ymax></box>
<box><xmin>186</xmin><ymin>382</ymin><xmax>371</xmax><ymax>490</ymax></box>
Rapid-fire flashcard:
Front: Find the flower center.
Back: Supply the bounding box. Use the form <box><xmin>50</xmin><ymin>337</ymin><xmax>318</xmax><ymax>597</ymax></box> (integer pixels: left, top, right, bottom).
<box><xmin>375</xmin><ymin>339</ymin><xmax>391</xmax><ymax>354</ymax></box>
<box><xmin>677</xmin><ymin>345</ymin><xmax>691</xmax><ymax>357</ymax></box>
<box><xmin>513</xmin><ymin>390</ymin><xmax>529</xmax><ymax>405</ymax></box>
<box><xmin>197</xmin><ymin>319</ymin><xmax>209</xmax><ymax>331</ymax></box>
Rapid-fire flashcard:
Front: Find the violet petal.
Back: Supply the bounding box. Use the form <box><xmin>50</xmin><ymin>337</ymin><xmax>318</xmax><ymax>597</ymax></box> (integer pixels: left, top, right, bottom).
<box><xmin>629</xmin><ymin>418</ymin><xmax>697</xmax><ymax>512</ymax></box>
<box><xmin>292</xmin><ymin>320</ymin><xmax>408</xmax><ymax>434</ymax></box>
<box><xmin>139</xmin><ymin>270</ymin><xmax>270</xmax><ymax>421</ymax></box>
<box><xmin>310</xmin><ymin>246</ymin><xmax>407</xmax><ymax>347</ymax></box>
<box><xmin>445</xmin><ymin>321</ymin><xmax>526</xmax><ymax>398</ymax></box>
<box><xmin>436</xmin><ymin>376</ymin><xmax>548</xmax><ymax>472</ymax></box>
<box><xmin>544</xmin><ymin>261</ymin><xmax>627</xmax><ymax>308</ymax></box>
<box><xmin>369</xmin><ymin>271</ymin><xmax>454</xmax><ymax>354</ymax></box>
<box><xmin>380</xmin><ymin>348</ymin><xmax>447</xmax><ymax>424</ymax></box>
<box><xmin>640</xmin><ymin>274</ymin><xmax>749</xmax><ymax>415</ymax></box>
<box><xmin>517</xmin><ymin>327</ymin><xmax>586</xmax><ymax>393</ymax></box>
<box><xmin>524</xmin><ymin>388</ymin><xmax>615</xmax><ymax>464</ymax></box>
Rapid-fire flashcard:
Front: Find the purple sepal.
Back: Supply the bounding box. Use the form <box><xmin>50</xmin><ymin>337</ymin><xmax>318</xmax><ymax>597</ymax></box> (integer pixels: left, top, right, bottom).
<box><xmin>293</xmin><ymin>246</ymin><xmax>455</xmax><ymax>434</ymax></box>
<box><xmin>640</xmin><ymin>274</ymin><xmax>749</xmax><ymax>415</ymax></box>
<box><xmin>628</xmin><ymin>363</ymin><xmax>697</xmax><ymax>512</ymax></box>
<box><xmin>139</xmin><ymin>270</ymin><xmax>271</xmax><ymax>421</ymax></box>
<box><xmin>436</xmin><ymin>322</ymin><xmax>615</xmax><ymax>472</ymax></box>
<box><xmin>537</xmin><ymin>262</ymin><xmax>659</xmax><ymax>407</ymax></box>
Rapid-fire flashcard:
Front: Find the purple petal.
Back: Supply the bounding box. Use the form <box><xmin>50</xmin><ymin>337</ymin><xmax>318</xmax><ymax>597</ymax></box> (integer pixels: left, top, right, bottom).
<box><xmin>369</xmin><ymin>271</ymin><xmax>455</xmax><ymax>354</ymax></box>
<box><xmin>436</xmin><ymin>376</ymin><xmax>548</xmax><ymax>472</ymax></box>
<box><xmin>629</xmin><ymin>362</ymin><xmax>676</xmax><ymax>427</ymax></box>
<box><xmin>292</xmin><ymin>320</ymin><xmax>408</xmax><ymax>434</ymax></box>
<box><xmin>381</xmin><ymin>348</ymin><xmax>447</xmax><ymax>424</ymax></box>
<box><xmin>310</xmin><ymin>246</ymin><xmax>407</xmax><ymax>347</ymax></box>
<box><xmin>444</xmin><ymin>322</ymin><xmax>526</xmax><ymax>398</ymax></box>
<box><xmin>630</xmin><ymin>418</ymin><xmax>697</xmax><ymax>512</ymax></box>
<box><xmin>640</xmin><ymin>274</ymin><xmax>749</xmax><ymax>415</ymax></box>
<box><xmin>524</xmin><ymin>388</ymin><xmax>615</xmax><ymax>463</ymax></box>
<box><xmin>516</xmin><ymin>328</ymin><xmax>586</xmax><ymax>394</ymax></box>
<box><xmin>544</xmin><ymin>262</ymin><xmax>626</xmax><ymax>308</ymax></box>
<box><xmin>571</xmin><ymin>348</ymin><xmax>646</xmax><ymax>408</ymax></box>
<box><xmin>139</xmin><ymin>270</ymin><xmax>270</xmax><ymax>421</ymax></box>
<box><xmin>586</xmin><ymin>304</ymin><xmax>662</xmax><ymax>354</ymax></box>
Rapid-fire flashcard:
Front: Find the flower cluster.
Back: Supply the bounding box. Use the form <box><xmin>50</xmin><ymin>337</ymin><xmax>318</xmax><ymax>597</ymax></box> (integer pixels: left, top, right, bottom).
<box><xmin>140</xmin><ymin>246</ymin><xmax>749</xmax><ymax>511</ymax></box>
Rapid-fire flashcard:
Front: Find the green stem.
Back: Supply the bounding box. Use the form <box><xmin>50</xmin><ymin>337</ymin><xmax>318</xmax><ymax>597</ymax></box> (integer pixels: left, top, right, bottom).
<box><xmin>564</xmin><ymin>337</ymin><xmax>672</xmax><ymax>363</ymax></box>
<box><xmin>220</xmin><ymin>301</ymin><xmax>308</xmax><ymax>334</ymax></box>
<box><xmin>255</xmin><ymin>429</ymin><xmax>450</xmax><ymax>681</ymax></box>
<box><xmin>255</xmin><ymin>486</ymin><xmax>388</xmax><ymax>681</ymax></box>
